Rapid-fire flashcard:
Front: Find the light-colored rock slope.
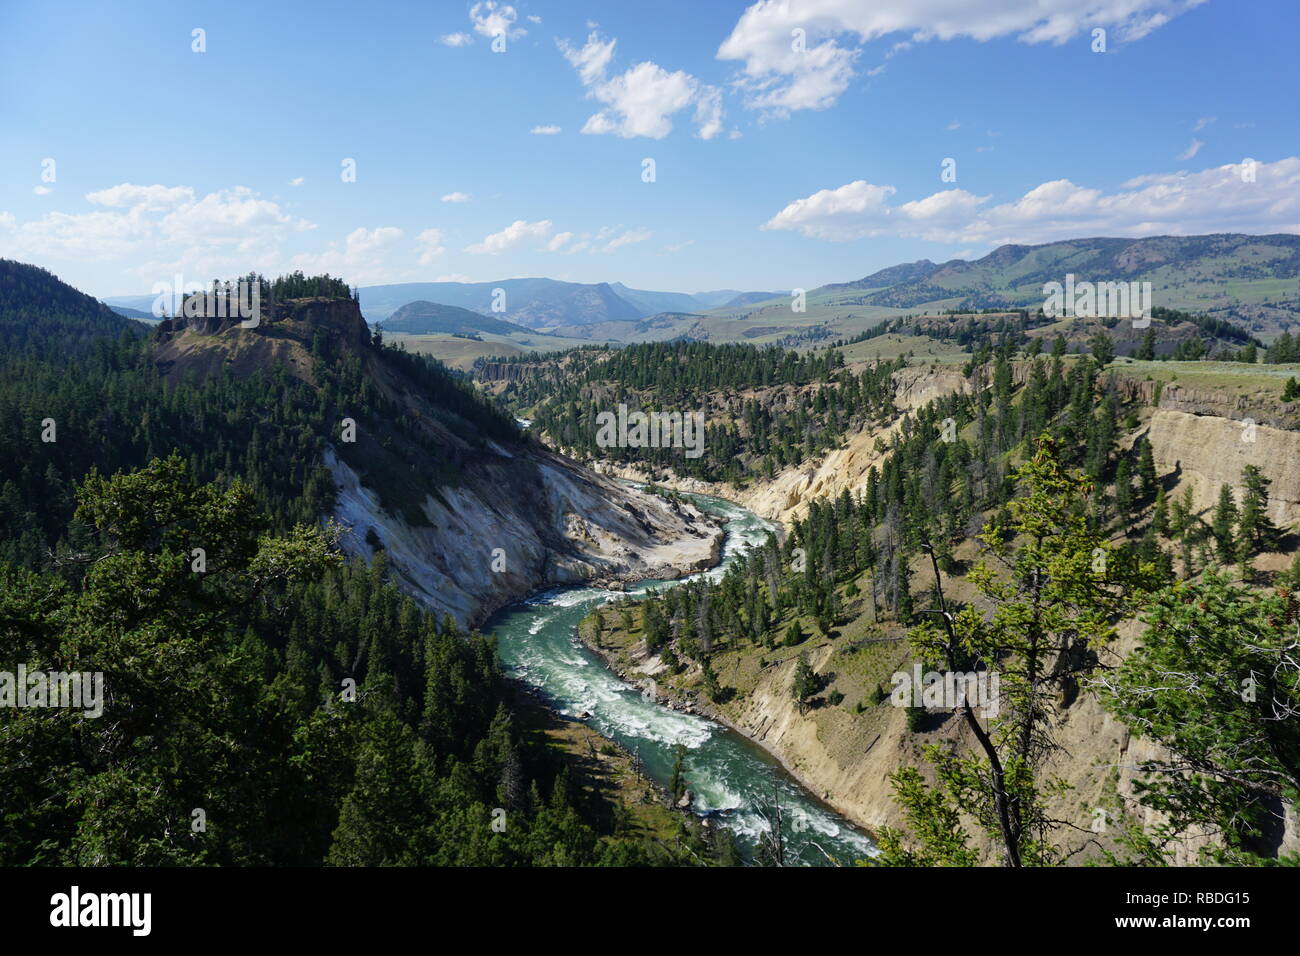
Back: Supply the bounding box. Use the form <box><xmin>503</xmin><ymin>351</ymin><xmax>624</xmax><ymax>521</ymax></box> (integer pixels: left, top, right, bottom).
<box><xmin>328</xmin><ymin>446</ymin><xmax>723</xmax><ymax>629</ymax></box>
<box><xmin>1145</xmin><ymin>408</ymin><xmax>1300</xmax><ymax>528</ymax></box>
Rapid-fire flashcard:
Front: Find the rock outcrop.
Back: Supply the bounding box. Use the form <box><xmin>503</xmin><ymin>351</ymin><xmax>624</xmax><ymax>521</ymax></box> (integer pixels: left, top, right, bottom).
<box><xmin>154</xmin><ymin>294</ymin><xmax>725</xmax><ymax>628</ymax></box>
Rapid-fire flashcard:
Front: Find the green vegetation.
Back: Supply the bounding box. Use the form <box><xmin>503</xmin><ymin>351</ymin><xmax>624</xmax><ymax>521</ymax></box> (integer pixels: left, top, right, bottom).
<box><xmin>0</xmin><ymin>268</ymin><xmax>700</xmax><ymax>866</ymax></box>
<box><xmin>500</xmin><ymin>340</ymin><xmax>902</xmax><ymax>483</ymax></box>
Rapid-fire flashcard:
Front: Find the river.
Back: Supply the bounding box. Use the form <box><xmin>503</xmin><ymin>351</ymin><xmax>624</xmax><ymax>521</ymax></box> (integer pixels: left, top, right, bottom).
<box><xmin>485</xmin><ymin>490</ymin><xmax>876</xmax><ymax>866</ymax></box>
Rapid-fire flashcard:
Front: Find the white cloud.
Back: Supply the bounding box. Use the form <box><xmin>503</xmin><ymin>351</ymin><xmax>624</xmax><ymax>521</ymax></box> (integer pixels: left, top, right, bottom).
<box><xmin>762</xmin><ymin>180</ymin><xmax>897</xmax><ymax>241</ymax></box>
<box><xmin>761</xmin><ymin>157</ymin><xmax>1300</xmax><ymax>245</ymax></box>
<box><xmin>531</xmin><ymin>125</ymin><xmax>562</xmax><ymax>135</ymax></box>
<box><xmin>694</xmin><ymin>86</ymin><xmax>725</xmax><ymax>140</ymax></box>
<box><xmin>528</xmin><ymin>15</ymin><xmax>541</xmax><ymax>25</ymax></box>
<box><xmin>289</xmin><ymin>177</ymin><xmax>304</xmax><ymax>187</ymax></box>
<box><xmin>1179</xmin><ymin>138</ymin><xmax>1204</xmax><ymax>160</ymax></box>
<box><xmin>470</xmin><ymin>2</ymin><xmax>525</xmax><ymax>40</ymax></box>
<box><xmin>441</xmin><ymin>32</ymin><xmax>473</xmax><ymax>47</ymax></box>
<box><xmin>718</xmin><ymin>0</ymin><xmax>1204</xmax><ymax>116</ymax></box>
<box><xmin>33</xmin><ymin>186</ymin><xmax>51</xmax><ymax>195</ymax></box>
<box><xmin>559</xmin><ymin>31</ymin><xmax>616</xmax><ymax>86</ymax></box>
<box><xmin>1193</xmin><ymin>116</ymin><xmax>1216</xmax><ymax>131</ymax></box>
<box><xmin>415</xmin><ymin>228</ymin><xmax>446</xmax><ymax>265</ymax></box>
<box><xmin>441</xmin><ymin>191</ymin><xmax>473</xmax><ymax>203</ymax></box>
<box><xmin>560</xmin><ymin>31</ymin><xmax>726</xmax><ymax>139</ymax></box>
<box><xmin>946</xmin><ymin>120</ymin><xmax>961</xmax><ymax>130</ymax></box>
<box><xmin>601</xmin><ymin>227</ymin><xmax>651</xmax><ymax>252</ymax></box>
<box><xmin>289</xmin><ymin>226</ymin><xmax>404</xmax><ymax>284</ymax></box>
<box><xmin>0</xmin><ymin>184</ymin><xmax>313</xmax><ymax>283</ymax></box>
<box><xmin>466</xmin><ymin>219</ymin><xmax>553</xmax><ymax>254</ymax></box>
<box><xmin>546</xmin><ymin>231</ymin><xmax>574</xmax><ymax>251</ymax></box>
<box><xmin>87</xmin><ymin>183</ymin><xmax>195</xmax><ymax>210</ymax></box>
<box><xmin>664</xmin><ymin>239</ymin><xmax>695</xmax><ymax>253</ymax></box>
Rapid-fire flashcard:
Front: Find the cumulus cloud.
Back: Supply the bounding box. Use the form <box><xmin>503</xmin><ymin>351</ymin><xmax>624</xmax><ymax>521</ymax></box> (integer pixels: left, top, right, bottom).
<box><xmin>531</xmin><ymin>125</ymin><xmax>562</xmax><ymax>135</ymax></box>
<box><xmin>0</xmin><ymin>183</ymin><xmax>313</xmax><ymax>282</ymax></box>
<box><xmin>415</xmin><ymin>228</ymin><xmax>446</xmax><ymax>265</ymax></box>
<box><xmin>466</xmin><ymin>219</ymin><xmax>554</xmax><ymax>254</ymax></box>
<box><xmin>441</xmin><ymin>191</ymin><xmax>473</xmax><ymax>203</ymax></box>
<box><xmin>718</xmin><ymin>0</ymin><xmax>1204</xmax><ymax>116</ymax></box>
<box><xmin>289</xmin><ymin>177</ymin><xmax>305</xmax><ymax>187</ymax></box>
<box><xmin>289</xmin><ymin>226</ymin><xmax>404</xmax><ymax>284</ymax></box>
<box><xmin>560</xmin><ymin>31</ymin><xmax>615</xmax><ymax>85</ymax></box>
<box><xmin>762</xmin><ymin>157</ymin><xmax>1300</xmax><ymax>245</ymax></box>
<box><xmin>441</xmin><ymin>32</ymin><xmax>473</xmax><ymax>47</ymax></box>
<box><xmin>470</xmin><ymin>2</ymin><xmax>525</xmax><ymax>40</ymax></box>
<box><xmin>560</xmin><ymin>32</ymin><xmax>726</xmax><ymax>139</ymax></box>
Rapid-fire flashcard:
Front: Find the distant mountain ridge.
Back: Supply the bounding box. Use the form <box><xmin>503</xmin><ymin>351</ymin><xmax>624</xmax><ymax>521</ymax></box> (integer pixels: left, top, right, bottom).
<box><xmin>355</xmin><ymin>278</ymin><xmax>645</xmax><ymax>328</ymax></box>
<box><xmin>100</xmin><ymin>232</ymin><xmax>1300</xmax><ymax>345</ymax></box>
<box><xmin>813</xmin><ymin>234</ymin><xmax>1300</xmax><ymax>334</ymax></box>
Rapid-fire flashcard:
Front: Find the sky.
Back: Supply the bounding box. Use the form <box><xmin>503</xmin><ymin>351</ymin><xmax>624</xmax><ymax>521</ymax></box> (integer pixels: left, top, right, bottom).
<box><xmin>0</xmin><ymin>0</ymin><xmax>1297</xmax><ymax>299</ymax></box>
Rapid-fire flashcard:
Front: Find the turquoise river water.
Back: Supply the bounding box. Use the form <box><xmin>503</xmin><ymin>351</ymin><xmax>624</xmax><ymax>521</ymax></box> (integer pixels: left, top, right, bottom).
<box><xmin>485</xmin><ymin>490</ymin><xmax>875</xmax><ymax>866</ymax></box>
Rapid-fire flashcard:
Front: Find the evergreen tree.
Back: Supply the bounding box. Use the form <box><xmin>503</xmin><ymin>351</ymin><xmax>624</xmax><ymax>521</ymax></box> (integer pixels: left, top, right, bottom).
<box><xmin>1152</xmin><ymin>487</ymin><xmax>1169</xmax><ymax>537</ymax></box>
<box><xmin>1100</xmin><ymin>575</ymin><xmax>1300</xmax><ymax>864</ymax></box>
<box><xmin>792</xmin><ymin>653</ymin><xmax>818</xmax><ymax>714</ymax></box>
<box><xmin>1089</xmin><ymin>331</ymin><xmax>1115</xmax><ymax>370</ymax></box>
<box><xmin>1137</xmin><ymin>438</ymin><xmax>1157</xmax><ymax>499</ymax></box>
<box><xmin>1238</xmin><ymin>464</ymin><xmax>1279</xmax><ymax>554</ymax></box>
<box><xmin>876</xmin><ymin>436</ymin><xmax>1155</xmax><ymax>867</ymax></box>
<box><xmin>1136</xmin><ymin>328</ymin><xmax>1156</xmax><ymax>361</ymax></box>
<box><xmin>1211</xmin><ymin>485</ymin><xmax>1238</xmax><ymax>563</ymax></box>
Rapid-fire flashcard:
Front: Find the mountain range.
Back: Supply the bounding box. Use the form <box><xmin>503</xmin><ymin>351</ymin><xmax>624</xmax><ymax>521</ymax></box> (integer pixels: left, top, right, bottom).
<box><xmin>101</xmin><ymin>233</ymin><xmax>1300</xmax><ymax>346</ymax></box>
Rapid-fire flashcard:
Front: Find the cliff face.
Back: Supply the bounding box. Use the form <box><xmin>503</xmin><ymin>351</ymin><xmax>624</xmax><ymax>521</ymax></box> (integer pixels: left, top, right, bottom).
<box><xmin>327</xmin><ymin>444</ymin><xmax>723</xmax><ymax>627</ymax></box>
<box><xmin>154</xmin><ymin>296</ymin><xmax>369</xmax><ymax>386</ymax></box>
<box><xmin>582</xmin><ymin>363</ymin><xmax>1300</xmax><ymax>863</ymax></box>
<box><xmin>153</xmin><ymin>295</ymin><xmax>725</xmax><ymax>628</ymax></box>
<box><xmin>591</xmin><ymin>365</ymin><xmax>974</xmax><ymax>530</ymax></box>
<box><xmin>1146</xmin><ymin>408</ymin><xmax>1300</xmax><ymax>528</ymax></box>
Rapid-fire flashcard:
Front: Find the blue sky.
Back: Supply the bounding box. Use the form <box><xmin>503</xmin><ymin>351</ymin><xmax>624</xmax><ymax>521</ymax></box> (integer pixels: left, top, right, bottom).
<box><xmin>1</xmin><ymin>0</ymin><xmax>1297</xmax><ymax>298</ymax></box>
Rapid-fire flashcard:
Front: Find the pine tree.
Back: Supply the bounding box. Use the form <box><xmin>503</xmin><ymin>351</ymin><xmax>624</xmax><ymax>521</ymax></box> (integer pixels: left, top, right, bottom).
<box><xmin>1089</xmin><ymin>331</ymin><xmax>1115</xmax><ymax>370</ymax></box>
<box><xmin>792</xmin><ymin>653</ymin><xmax>817</xmax><ymax>714</ymax></box>
<box><xmin>1211</xmin><ymin>485</ymin><xmax>1238</xmax><ymax>563</ymax></box>
<box><xmin>879</xmin><ymin>436</ymin><xmax>1155</xmax><ymax>867</ymax></box>
<box><xmin>1114</xmin><ymin>458</ymin><xmax>1134</xmax><ymax>519</ymax></box>
<box><xmin>1137</xmin><ymin>438</ymin><xmax>1157</xmax><ymax>499</ymax></box>
<box><xmin>1099</xmin><ymin>574</ymin><xmax>1300</xmax><ymax>864</ymax></box>
<box><xmin>1152</xmin><ymin>487</ymin><xmax>1169</xmax><ymax>536</ymax></box>
<box><xmin>1136</xmin><ymin>328</ymin><xmax>1156</xmax><ymax>361</ymax></box>
<box><xmin>1238</xmin><ymin>464</ymin><xmax>1279</xmax><ymax>553</ymax></box>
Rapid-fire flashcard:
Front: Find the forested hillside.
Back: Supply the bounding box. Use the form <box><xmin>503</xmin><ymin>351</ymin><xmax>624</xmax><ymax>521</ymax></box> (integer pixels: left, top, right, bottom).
<box><xmin>0</xmin><ymin>266</ymin><xmax>713</xmax><ymax>866</ymax></box>
<box><xmin>535</xmin><ymin>329</ymin><xmax>1300</xmax><ymax>865</ymax></box>
<box><xmin>490</xmin><ymin>341</ymin><xmax>903</xmax><ymax>483</ymax></box>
